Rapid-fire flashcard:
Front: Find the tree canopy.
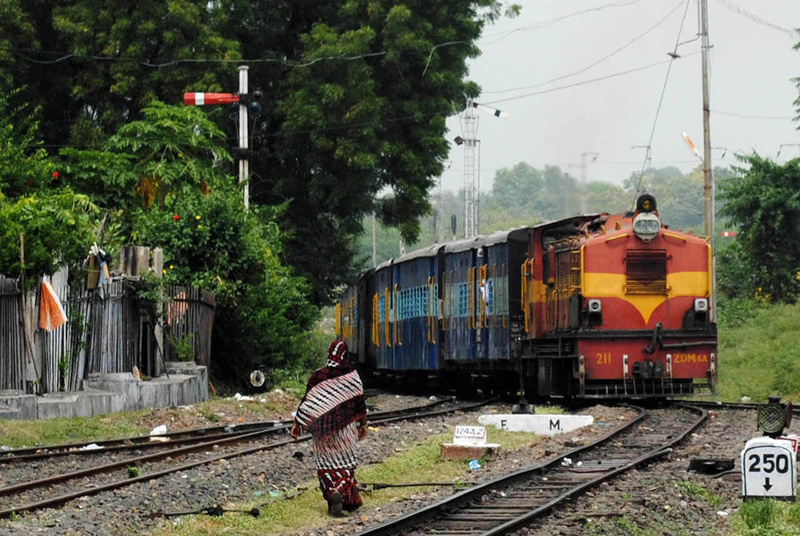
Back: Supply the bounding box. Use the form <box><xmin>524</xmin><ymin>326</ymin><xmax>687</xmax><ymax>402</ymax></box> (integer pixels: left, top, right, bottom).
<box><xmin>2</xmin><ymin>0</ymin><xmax>519</xmax><ymax>303</ymax></box>
<box><xmin>719</xmin><ymin>154</ymin><xmax>800</xmax><ymax>303</ymax></box>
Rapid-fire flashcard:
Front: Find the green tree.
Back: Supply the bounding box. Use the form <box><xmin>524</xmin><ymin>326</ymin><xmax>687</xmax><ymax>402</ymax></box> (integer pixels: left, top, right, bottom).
<box><xmin>0</xmin><ymin>190</ymin><xmax>99</xmax><ymax>283</ymax></box>
<box><xmin>63</xmin><ymin>101</ymin><xmax>317</xmax><ymax>380</ymax></box>
<box><xmin>718</xmin><ymin>154</ymin><xmax>800</xmax><ymax>303</ymax></box>
<box><xmin>0</xmin><ymin>91</ymin><xmax>57</xmax><ymax>198</ymax></box>
<box><xmin>62</xmin><ymin>100</ymin><xmax>233</xmax><ymax>215</ymax></box>
<box><xmin>0</xmin><ymin>90</ymin><xmax>98</xmax><ymax>283</ymax></box>
<box><xmin>585</xmin><ymin>181</ymin><xmax>628</xmax><ymax>215</ymax></box>
<box><xmin>230</xmin><ymin>0</ymin><xmax>517</xmax><ymax>303</ymax></box>
<box><xmin>491</xmin><ymin>162</ymin><xmax>543</xmax><ymax>215</ymax></box>
<box><xmin>51</xmin><ymin>0</ymin><xmax>240</xmax><ymax>145</ymax></box>
<box><xmin>8</xmin><ymin>0</ymin><xmax>518</xmax><ymax>305</ymax></box>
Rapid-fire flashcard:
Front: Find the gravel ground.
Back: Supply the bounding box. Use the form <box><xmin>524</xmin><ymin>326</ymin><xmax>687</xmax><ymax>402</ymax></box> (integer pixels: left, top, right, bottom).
<box><xmin>506</xmin><ymin>407</ymin><xmax>759</xmax><ymax>536</ymax></box>
<box><xmin>0</xmin><ymin>394</ymin><xmax>469</xmax><ymax>536</ymax></box>
<box><xmin>0</xmin><ymin>400</ymin><xmax>759</xmax><ymax>536</ymax></box>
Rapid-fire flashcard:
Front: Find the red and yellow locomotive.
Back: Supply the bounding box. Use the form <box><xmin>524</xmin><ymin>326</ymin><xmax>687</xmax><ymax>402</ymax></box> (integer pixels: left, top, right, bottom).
<box><xmin>520</xmin><ymin>194</ymin><xmax>716</xmax><ymax>397</ymax></box>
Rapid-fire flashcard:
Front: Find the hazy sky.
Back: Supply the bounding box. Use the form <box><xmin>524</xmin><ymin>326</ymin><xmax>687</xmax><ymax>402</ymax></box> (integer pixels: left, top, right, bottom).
<box><xmin>441</xmin><ymin>0</ymin><xmax>800</xmax><ymax>192</ymax></box>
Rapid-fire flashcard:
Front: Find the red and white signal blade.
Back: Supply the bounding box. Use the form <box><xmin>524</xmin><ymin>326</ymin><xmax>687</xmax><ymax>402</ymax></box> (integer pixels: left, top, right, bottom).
<box><xmin>183</xmin><ymin>93</ymin><xmax>239</xmax><ymax>106</ymax></box>
<box><xmin>682</xmin><ymin>131</ymin><xmax>702</xmax><ymax>160</ymax></box>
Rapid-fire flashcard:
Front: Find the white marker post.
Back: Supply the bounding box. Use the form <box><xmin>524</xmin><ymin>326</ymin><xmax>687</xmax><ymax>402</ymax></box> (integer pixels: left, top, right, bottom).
<box><xmin>741</xmin><ymin>437</ymin><xmax>797</xmax><ymax>501</ymax></box>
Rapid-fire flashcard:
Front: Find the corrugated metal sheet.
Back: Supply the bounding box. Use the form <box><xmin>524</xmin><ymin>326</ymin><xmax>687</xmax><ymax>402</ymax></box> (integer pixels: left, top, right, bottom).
<box><xmin>0</xmin><ymin>278</ymin><xmax>25</xmax><ymax>390</ymax></box>
<box><xmin>0</xmin><ymin>276</ymin><xmax>215</xmax><ymax>393</ymax></box>
<box><xmin>164</xmin><ymin>286</ymin><xmax>215</xmax><ymax>367</ymax></box>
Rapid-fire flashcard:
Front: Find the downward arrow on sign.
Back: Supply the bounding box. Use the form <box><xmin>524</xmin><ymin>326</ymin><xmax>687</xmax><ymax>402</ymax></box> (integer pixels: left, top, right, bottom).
<box><xmin>764</xmin><ymin>478</ymin><xmax>773</xmax><ymax>491</ymax></box>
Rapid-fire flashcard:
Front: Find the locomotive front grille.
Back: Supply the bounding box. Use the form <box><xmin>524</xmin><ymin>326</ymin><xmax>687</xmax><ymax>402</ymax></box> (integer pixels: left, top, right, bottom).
<box><xmin>626</xmin><ymin>249</ymin><xmax>667</xmax><ymax>295</ymax></box>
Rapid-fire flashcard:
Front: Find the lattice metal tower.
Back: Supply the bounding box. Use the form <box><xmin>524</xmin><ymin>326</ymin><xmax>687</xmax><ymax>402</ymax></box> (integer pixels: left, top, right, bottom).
<box><xmin>460</xmin><ymin>98</ymin><xmax>480</xmax><ymax>238</ymax></box>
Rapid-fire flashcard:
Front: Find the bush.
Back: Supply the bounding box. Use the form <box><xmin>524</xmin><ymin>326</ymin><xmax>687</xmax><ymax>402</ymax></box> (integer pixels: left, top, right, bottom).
<box><xmin>133</xmin><ymin>186</ymin><xmax>318</xmax><ymax>384</ymax></box>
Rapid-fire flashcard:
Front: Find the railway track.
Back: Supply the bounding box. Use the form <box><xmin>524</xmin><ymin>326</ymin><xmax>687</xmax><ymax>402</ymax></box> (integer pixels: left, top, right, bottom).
<box><xmin>352</xmin><ymin>403</ymin><xmax>707</xmax><ymax>536</ymax></box>
<box><xmin>0</xmin><ymin>396</ymin><xmax>454</xmax><ymax>465</ymax></box>
<box><xmin>0</xmin><ymin>396</ymin><xmax>483</xmax><ymax>518</ymax></box>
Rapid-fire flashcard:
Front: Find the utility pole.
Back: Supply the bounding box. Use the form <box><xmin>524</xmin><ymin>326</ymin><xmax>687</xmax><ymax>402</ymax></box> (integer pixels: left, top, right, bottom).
<box><xmin>700</xmin><ymin>0</ymin><xmax>715</xmax><ymax>320</ymax></box>
<box><xmin>238</xmin><ymin>66</ymin><xmax>250</xmax><ymax>209</ymax></box>
<box><xmin>700</xmin><ymin>0</ymin><xmax>712</xmax><ymax>239</ymax></box>
<box><xmin>580</xmin><ymin>152</ymin><xmax>599</xmax><ymax>214</ymax></box>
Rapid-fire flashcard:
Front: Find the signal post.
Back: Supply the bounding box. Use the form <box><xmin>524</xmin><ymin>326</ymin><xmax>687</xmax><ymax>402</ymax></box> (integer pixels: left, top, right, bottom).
<box><xmin>183</xmin><ymin>65</ymin><xmax>262</xmax><ymax>209</ymax></box>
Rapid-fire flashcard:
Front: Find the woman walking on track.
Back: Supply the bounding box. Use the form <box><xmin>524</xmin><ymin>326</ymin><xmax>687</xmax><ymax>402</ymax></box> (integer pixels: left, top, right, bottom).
<box><xmin>291</xmin><ymin>340</ymin><xmax>368</xmax><ymax>516</ymax></box>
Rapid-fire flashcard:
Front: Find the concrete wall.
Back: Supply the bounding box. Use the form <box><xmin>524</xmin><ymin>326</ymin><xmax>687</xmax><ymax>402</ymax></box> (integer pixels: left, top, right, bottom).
<box><xmin>0</xmin><ymin>362</ymin><xmax>208</xmax><ymax>420</ymax></box>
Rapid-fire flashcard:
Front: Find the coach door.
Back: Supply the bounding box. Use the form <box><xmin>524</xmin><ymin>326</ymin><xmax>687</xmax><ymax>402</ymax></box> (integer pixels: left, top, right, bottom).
<box><xmin>373</xmin><ymin>263</ymin><xmax>394</xmax><ymax>369</ymax></box>
<box><xmin>444</xmin><ymin>247</ymin><xmax>477</xmax><ymax>361</ymax></box>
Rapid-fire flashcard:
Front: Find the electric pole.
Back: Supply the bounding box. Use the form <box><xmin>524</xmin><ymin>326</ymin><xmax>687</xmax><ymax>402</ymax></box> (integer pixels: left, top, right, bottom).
<box><xmin>700</xmin><ymin>0</ymin><xmax>715</xmax><ymax>320</ymax></box>
<box><xmin>701</xmin><ymin>0</ymin><xmax>712</xmax><ymax>238</ymax></box>
<box><xmin>580</xmin><ymin>152</ymin><xmax>599</xmax><ymax>214</ymax></box>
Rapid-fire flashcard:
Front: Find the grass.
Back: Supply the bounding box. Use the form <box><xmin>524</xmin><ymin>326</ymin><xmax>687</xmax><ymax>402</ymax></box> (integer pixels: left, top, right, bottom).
<box><xmin>716</xmin><ymin>301</ymin><xmax>800</xmax><ymax>403</ymax></box>
<box><xmin>731</xmin><ymin>499</ymin><xmax>800</xmax><ymax>536</ymax></box>
<box><xmin>151</xmin><ymin>421</ymin><xmax>543</xmax><ymax>535</ymax></box>
<box><xmin>676</xmin><ymin>480</ymin><xmax>723</xmax><ymax>507</ymax></box>
<box><xmin>0</xmin><ymin>391</ymin><xmax>301</xmax><ymax>450</ymax></box>
<box><xmin>0</xmin><ymin>411</ymin><xmax>149</xmax><ymax>448</ymax></box>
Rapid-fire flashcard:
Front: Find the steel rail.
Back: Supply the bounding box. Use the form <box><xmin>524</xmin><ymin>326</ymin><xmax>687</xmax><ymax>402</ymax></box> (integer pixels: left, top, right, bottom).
<box><xmin>0</xmin><ymin>425</ymin><xmax>282</xmax><ymax>464</ymax></box>
<box><xmin>350</xmin><ymin>405</ymin><xmax>647</xmax><ymax>536</ymax></box>
<box><xmin>0</xmin><ymin>419</ymin><xmax>282</xmax><ymax>458</ymax></box>
<box><xmin>0</xmin><ymin>397</ymin><xmax>483</xmax><ymax>518</ymax></box>
<box><xmin>352</xmin><ymin>404</ymin><xmax>707</xmax><ymax>536</ymax></box>
<box><xmin>666</xmin><ymin>399</ymin><xmax>759</xmax><ymax>410</ymax></box>
<box><xmin>479</xmin><ymin>403</ymin><xmax>707</xmax><ymax>536</ymax></box>
<box><xmin>0</xmin><ymin>396</ymin><xmax>456</xmax><ymax>464</ymax></box>
<box><xmin>0</xmin><ymin>396</ymin><xmax>462</xmax><ymax>497</ymax></box>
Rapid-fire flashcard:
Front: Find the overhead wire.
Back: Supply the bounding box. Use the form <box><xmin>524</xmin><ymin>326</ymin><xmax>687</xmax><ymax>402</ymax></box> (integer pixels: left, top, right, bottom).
<box><xmin>478</xmin><ymin>0</ymin><xmax>642</xmax><ymax>45</ymax></box>
<box><xmin>482</xmin><ymin>51</ymin><xmax>700</xmax><ymax>106</ymax></box>
<box><xmin>711</xmin><ymin>109</ymin><xmax>795</xmax><ymax>120</ymax></box>
<box><xmin>631</xmin><ymin>0</ymin><xmax>694</xmax><ymax>203</ymax></box>
<box><xmin>482</xmin><ymin>0</ymin><xmax>686</xmax><ymax>96</ymax></box>
<box><xmin>713</xmin><ymin>0</ymin><xmax>798</xmax><ymax>39</ymax></box>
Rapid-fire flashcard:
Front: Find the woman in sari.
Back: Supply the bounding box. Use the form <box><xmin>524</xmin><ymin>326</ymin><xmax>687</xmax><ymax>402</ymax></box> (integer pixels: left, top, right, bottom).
<box><xmin>291</xmin><ymin>340</ymin><xmax>368</xmax><ymax>516</ymax></box>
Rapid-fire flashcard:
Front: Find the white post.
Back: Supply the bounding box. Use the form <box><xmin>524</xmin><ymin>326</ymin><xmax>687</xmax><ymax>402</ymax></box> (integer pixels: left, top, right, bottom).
<box><xmin>238</xmin><ymin>65</ymin><xmax>249</xmax><ymax>209</ymax></box>
<box><xmin>461</xmin><ymin>98</ymin><xmax>479</xmax><ymax>238</ymax></box>
<box><xmin>372</xmin><ymin>212</ymin><xmax>377</xmax><ymax>268</ymax></box>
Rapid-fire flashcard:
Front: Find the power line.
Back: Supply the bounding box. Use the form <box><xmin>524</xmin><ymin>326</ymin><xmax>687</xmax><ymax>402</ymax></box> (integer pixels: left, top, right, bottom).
<box><xmin>632</xmin><ymin>0</ymin><xmax>693</xmax><ymax>201</ymax></box>
<box><xmin>4</xmin><ymin>40</ymin><xmax>467</xmax><ymax>69</ymax></box>
<box><xmin>479</xmin><ymin>0</ymin><xmax>642</xmax><ymax>45</ymax></box>
<box><xmin>712</xmin><ymin>108</ymin><xmax>795</xmax><ymax>120</ymax></box>
<box><xmin>714</xmin><ymin>0</ymin><xmax>797</xmax><ymax>39</ymax></box>
<box><xmin>482</xmin><ymin>0</ymin><xmax>685</xmax><ymax>95</ymax></box>
<box><xmin>483</xmin><ymin>50</ymin><xmax>700</xmax><ymax>106</ymax></box>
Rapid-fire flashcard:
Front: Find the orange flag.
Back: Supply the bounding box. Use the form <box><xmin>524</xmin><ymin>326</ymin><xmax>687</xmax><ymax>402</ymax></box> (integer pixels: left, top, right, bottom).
<box><xmin>39</xmin><ymin>281</ymin><xmax>67</xmax><ymax>331</ymax></box>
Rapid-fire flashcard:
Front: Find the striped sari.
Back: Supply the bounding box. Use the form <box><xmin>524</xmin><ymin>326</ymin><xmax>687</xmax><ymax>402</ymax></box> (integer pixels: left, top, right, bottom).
<box><xmin>295</xmin><ymin>355</ymin><xmax>366</xmax><ymax>511</ymax></box>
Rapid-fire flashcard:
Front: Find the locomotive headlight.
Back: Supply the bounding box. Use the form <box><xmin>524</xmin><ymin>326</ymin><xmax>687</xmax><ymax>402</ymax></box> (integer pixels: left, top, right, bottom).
<box><xmin>694</xmin><ymin>298</ymin><xmax>708</xmax><ymax>312</ymax></box>
<box><xmin>588</xmin><ymin>299</ymin><xmax>602</xmax><ymax>313</ymax></box>
<box><xmin>633</xmin><ymin>212</ymin><xmax>661</xmax><ymax>242</ymax></box>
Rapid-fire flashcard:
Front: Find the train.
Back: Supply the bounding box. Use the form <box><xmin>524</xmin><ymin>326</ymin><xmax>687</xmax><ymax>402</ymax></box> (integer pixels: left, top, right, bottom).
<box><xmin>335</xmin><ymin>194</ymin><xmax>717</xmax><ymax>399</ymax></box>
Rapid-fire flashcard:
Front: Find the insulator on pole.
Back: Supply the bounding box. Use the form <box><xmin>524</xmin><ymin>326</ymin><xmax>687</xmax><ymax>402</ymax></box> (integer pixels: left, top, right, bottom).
<box><xmin>183</xmin><ymin>93</ymin><xmax>239</xmax><ymax>106</ymax></box>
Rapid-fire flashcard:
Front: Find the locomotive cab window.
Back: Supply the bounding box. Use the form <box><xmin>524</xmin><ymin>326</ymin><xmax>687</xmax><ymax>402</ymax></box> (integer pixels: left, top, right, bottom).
<box><xmin>625</xmin><ymin>249</ymin><xmax>667</xmax><ymax>295</ymax></box>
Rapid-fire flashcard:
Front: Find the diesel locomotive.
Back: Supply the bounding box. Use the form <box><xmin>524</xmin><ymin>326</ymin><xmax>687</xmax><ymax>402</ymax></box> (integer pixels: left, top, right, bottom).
<box><xmin>335</xmin><ymin>195</ymin><xmax>717</xmax><ymax>399</ymax></box>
